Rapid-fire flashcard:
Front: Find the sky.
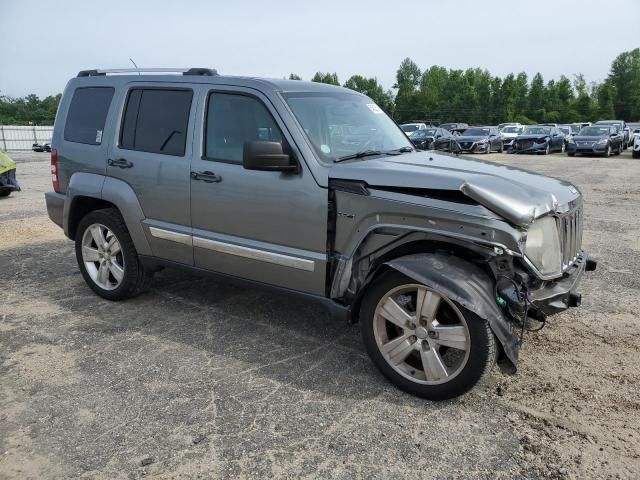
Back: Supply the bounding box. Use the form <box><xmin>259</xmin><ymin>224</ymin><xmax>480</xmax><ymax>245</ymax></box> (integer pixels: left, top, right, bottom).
<box><xmin>1</xmin><ymin>0</ymin><xmax>639</xmax><ymax>98</ymax></box>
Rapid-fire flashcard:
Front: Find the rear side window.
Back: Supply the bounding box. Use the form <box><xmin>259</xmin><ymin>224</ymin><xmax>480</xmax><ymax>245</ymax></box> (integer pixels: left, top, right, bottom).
<box><xmin>120</xmin><ymin>88</ymin><xmax>193</xmax><ymax>156</ymax></box>
<box><xmin>64</xmin><ymin>87</ymin><xmax>114</xmax><ymax>145</ymax></box>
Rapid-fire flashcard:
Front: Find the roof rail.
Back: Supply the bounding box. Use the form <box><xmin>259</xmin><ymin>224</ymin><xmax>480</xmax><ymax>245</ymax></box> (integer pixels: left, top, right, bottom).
<box><xmin>77</xmin><ymin>67</ymin><xmax>219</xmax><ymax>78</ymax></box>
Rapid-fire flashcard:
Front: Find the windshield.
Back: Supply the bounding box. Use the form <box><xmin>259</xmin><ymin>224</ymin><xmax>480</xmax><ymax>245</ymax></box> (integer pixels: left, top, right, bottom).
<box><xmin>501</xmin><ymin>126</ymin><xmax>522</xmax><ymax>134</ymax></box>
<box><xmin>578</xmin><ymin>126</ymin><xmax>610</xmax><ymax>136</ymax></box>
<box><xmin>523</xmin><ymin>126</ymin><xmax>551</xmax><ymax>135</ymax></box>
<box><xmin>401</xmin><ymin>124</ymin><xmax>420</xmax><ymax>132</ymax></box>
<box><xmin>559</xmin><ymin>127</ymin><xmax>571</xmax><ymax>135</ymax></box>
<box><xmin>410</xmin><ymin>129</ymin><xmax>437</xmax><ymax>138</ymax></box>
<box><xmin>463</xmin><ymin>128</ymin><xmax>490</xmax><ymax>136</ymax></box>
<box><xmin>284</xmin><ymin>92</ymin><xmax>412</xmax><ymax>162</ymax></box>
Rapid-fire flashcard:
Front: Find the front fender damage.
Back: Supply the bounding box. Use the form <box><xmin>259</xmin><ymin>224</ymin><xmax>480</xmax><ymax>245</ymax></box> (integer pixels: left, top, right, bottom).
<box><xmin>384</xmin><ymin>253</ymin><xmax>519</xmax><ymax>369</ymax></box>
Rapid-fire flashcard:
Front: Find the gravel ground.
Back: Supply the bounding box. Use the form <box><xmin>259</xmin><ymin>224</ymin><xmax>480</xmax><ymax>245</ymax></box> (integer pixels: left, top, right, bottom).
<box><xmin>1</xmin><ymin>150</ymin><xmax>639</xmax><ymax>479</ymax></box>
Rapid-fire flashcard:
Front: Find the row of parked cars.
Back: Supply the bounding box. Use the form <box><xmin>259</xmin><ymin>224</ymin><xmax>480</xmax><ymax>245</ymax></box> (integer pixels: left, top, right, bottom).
<box><xmin>400</xmin><ymin>120</ymin><xmax>640</xmax><ymax>158</ymax></box>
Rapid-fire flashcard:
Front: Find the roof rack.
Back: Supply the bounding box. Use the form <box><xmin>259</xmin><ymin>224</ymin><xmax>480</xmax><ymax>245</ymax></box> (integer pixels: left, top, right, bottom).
<box><xmin>77</xmin><ymin>67</ymin><xmax>219</xmax><ymax>78</ymax></box>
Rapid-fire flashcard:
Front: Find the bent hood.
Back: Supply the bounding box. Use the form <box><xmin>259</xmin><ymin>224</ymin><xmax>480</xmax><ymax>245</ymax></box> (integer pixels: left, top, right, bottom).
<box><xmin>329</xmin><ymin>151</ymin><xmax>580</xmax><ymax>226</ymax></box>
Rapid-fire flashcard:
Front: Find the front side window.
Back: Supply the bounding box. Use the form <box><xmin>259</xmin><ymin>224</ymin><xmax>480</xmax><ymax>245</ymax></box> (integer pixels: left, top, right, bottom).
<box><xmin>120</xmin><ymin>88</ymin><xmax>193</xmax><ymax>156</ymax></box>
<box><xmin>204</xmin><ymin>93</ymin><xmax>284</xmax><ymax>164</ymax></box>
<box><xmin>64</xmin><ymin>87</ymin><xmax>115</xmax><ymax>145</ymax></box>
<box><xmin>283</xmin><ymin>92</ymin><xmax>412</xmax><ymax>162</ymax></box>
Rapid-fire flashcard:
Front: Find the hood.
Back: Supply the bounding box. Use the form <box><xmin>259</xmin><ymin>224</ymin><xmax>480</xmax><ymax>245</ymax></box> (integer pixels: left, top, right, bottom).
<box><xmin>573</xmin><ymin>135</ymin><xmax>607</xmax><ymax>142</ymax></box>
<box><xmin>329</xmin><ymin>151</ymin><xmax>580</xmax><ymax>226</ymax></box>
<box><xmin>517</xmin><ymin>134</ymin><xmax>550</xmax><ymax>141</ymax></box>
<box><xmin>456</xmin><ymin>135</ymin><xmax>488</xmax><ymax>142</ymax></box>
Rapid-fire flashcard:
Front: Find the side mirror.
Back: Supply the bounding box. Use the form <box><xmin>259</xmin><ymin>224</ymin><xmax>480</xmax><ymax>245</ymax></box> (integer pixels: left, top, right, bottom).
<box><xmin>243</xmin><ymin>141</ymin><xmax>297</xmax><ymax>172</ymax></box>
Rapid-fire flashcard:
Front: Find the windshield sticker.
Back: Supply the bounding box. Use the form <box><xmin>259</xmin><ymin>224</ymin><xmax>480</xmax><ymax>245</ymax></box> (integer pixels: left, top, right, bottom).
<box><xmin>366</xmin><ymin>103</ymin><xmax>383</xmax><ymax>114</ymax></box>
<box><xmin>95</xmin><ymin>130</ymin><xmax>103</xmax><ymax>143</ymax></box>
<box><xmin>320</xmin><ymin>144</ymin><xmax>331</xmax><ymax>154</ymax></box>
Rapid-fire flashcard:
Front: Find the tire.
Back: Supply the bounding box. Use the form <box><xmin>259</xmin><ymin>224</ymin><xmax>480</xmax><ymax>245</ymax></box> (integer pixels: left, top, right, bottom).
<box><xmin>75</xmin><ymin>208</ymin><xmax>149</xmax><ymax>301</ymax></box>
<box><xmin>0</xmin><ymin>189</ymin><xmax>11</xmax><ymax>197</ymax></box>
<box><xmin>360</xmin><ymin>270</ymin><xmax>497</xmax><ymax>400</ymax></box>
<box><xmin>618</xmin><ymin>143</ymin><xmax>623</xmax><ymax>155</ymax></box>
<box><xmin>497</xmin><ymin>142</ymin><xmax>503</xmax><ymax>153</ymax></box>
<box><xmin>633</xmin><ymin>150</ymin><xmax>640</xmax><ymax>159</ymax></box>
<box><xmin>542</xmin><ymin>143</ymin><xmax>550</xmax><ymax>155</ymax></box>
<box><xmin>568</xmin><ymin>152</ymin><xmax>575</xmax><ymax>157</ymax></box>
<box><xmin>603</xmin><ymin>144</ymin><xmax>611</xmax><ymax>158</ymax></box>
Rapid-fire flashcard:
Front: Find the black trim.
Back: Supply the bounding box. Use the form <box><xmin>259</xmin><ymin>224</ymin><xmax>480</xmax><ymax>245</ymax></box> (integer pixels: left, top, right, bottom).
<box><xmin>183</xmin><ymin>68</ymin><xmax>218</xmax><ymax>76</ymax></box>
<box><xmin>77</xmin><ymin>69</ymin><xmax>105</xmax><ymax>77</ymax></box>
<box><xmin>329</xmin><ymin>179</ymin><xmax>370</xmax><ymax>196</ymax></box>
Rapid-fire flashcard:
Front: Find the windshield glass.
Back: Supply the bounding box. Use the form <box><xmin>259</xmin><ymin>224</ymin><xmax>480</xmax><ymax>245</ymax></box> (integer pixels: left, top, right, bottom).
<box><xmin>401</xmin><ymin>124</ymin><xmax>419</xmax><ymax>132</ymax></box>
<box><xmin>284</xmin><ymin>92</ymin><xmax>412</xmax><ymax>162</ymax></box>
<box><xmin>523</xmin><ymin>126</ymin><xmax>551</xmax><ymax>135</ymax></box>
<box><xmin>463</xmin><ymin>128</ymin><xmax>490</xmax><ymax>136</ymax></box>
<box><xmin>502</xmin><ymin>126</ymin><xmax>522</xmax><ymax>133</ymax></box>
<box><xmin>579</xmin><ymin>126</ymin><xmax>610</xmax><ymax>136</ymax></box>
<box><xmin>410</xmin><ymin>129</ymin><xmax>437</xmax><ymax>138</ymax></box>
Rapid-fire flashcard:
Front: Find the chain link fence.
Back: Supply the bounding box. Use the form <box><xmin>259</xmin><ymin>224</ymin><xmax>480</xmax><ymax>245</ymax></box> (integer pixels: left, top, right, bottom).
<box><xmin>0</xmin><ymin>126</ymin><xmax>54</xmax><ymax>151</ymax></box>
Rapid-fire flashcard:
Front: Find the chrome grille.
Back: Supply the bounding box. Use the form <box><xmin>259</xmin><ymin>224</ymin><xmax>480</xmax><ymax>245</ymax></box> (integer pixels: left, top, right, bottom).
<box><xmin>559</xmin><ymin>207</ymin><xmax>583</xmax><ymax>270</ymax></box>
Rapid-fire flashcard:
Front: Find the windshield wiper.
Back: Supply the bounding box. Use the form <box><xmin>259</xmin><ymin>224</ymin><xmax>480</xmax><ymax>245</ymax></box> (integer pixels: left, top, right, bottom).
<box><xmin>334</xmin><ymin>150</ymin><xmax>383</xmax><ymax>163</ymax></box>
<box><xmin>385</xmin><ymin>146</ymin><xmax>414</xmax><ymax>154</ymax></box>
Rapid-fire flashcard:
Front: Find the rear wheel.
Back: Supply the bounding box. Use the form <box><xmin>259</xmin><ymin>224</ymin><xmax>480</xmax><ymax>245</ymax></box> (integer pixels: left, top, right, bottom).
<box><xmin>360</xmin><ymin>270</ymin><xmax>497</xmax><ymax>400</ymax></box>
<box><xmin>75</xmin><ymin>208</ymin><xmax>149</xmax><ymax>300</ymax></box>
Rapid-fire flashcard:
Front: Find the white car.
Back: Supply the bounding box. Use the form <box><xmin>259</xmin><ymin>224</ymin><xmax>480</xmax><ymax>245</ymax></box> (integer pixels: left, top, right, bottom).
<box><xmin>400</xmin><ymin>123</ymin><xmax>429</xmax><ymax>134</ymax></box>
<box><xmin>632</xmin><ymin>130</ymin><xmax>640</xmax><ymax>159</ymax></box>
<box><xmin>500</xmin><ymin>125</ymin><xmax>524</xmax><ymax>150</ymax></box>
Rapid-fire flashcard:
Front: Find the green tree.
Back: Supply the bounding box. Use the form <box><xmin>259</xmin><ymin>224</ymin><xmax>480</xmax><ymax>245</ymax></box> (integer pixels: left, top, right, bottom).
<box><xmin>527</xmin><ymin>73</ymin><xmax>545</xmax><ymax>121</ymax></box>
<box><xmin>288</xmin><ymin>73</ymin><xmax>302</xmax><ymax>80</ymax></box>
<box><xmin>596</xmin><ymin>82</ymin><xmax>616</xmax><ymax>119</ymax></box>
<box><xmin>343</xmin><ymin>75</ymin><xmax>394</xmax><ymax>115</ymax></box>
<box><xmin>607</xmin><ymin>48</ymin><xmax>640</xmax><ymax>120</ymax></box>
<box><xmin>394</xmin><ymin>58</ymin><xmax>422</xmax><ymax>121</ymax></box>
<box><xmin>311</xmin><ymin>72</ymin><xmax>339</xmax><ymax>85</ymax></box>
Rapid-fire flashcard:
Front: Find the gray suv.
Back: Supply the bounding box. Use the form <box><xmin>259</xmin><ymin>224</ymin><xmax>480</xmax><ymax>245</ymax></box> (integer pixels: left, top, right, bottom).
<box><xmin>45</xmin><ymin>67</ymin><xmax>596</xmax><ymax>400</ymax></box>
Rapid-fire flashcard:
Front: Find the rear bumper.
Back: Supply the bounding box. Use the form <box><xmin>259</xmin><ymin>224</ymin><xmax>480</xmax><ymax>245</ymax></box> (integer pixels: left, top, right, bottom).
<box><xmin>528</xmin><ymin>251</ymin><xmax>595</xmax><ymax>316</ymax></box>
<box><xmin>45</xmin><ymin>191</ymin><xmax>66</xmax><ymax>229</ymax></box>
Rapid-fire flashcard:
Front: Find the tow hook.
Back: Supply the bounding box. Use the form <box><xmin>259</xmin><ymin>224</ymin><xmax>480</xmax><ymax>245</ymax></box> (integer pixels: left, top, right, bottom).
<box><xmin>568</xmin><ymin>293</ymin><xmax>582</xmax><ymax>307</ymax></box>
<box><xmin>586</xmin><ymin>259</ymin><xmax>597</xmax><ymax>271</ymax></box>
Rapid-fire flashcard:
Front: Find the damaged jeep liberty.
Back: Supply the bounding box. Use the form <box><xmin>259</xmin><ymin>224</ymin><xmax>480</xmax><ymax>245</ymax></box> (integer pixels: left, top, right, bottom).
<box><xmin>46</xmin><ymin>68</ymin><xmax>597</xmax><ymax>400</ymax></box>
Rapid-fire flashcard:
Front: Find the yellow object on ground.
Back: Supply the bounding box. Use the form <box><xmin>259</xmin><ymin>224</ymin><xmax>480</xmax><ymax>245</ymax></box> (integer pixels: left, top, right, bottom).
<box><xmin>0</xmin><ymin>149</ymin><xmax>17</xmax><ymax>175</ymax></box>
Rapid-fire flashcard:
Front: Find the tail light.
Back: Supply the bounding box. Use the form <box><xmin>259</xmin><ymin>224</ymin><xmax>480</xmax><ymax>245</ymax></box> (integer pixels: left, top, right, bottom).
<box><xmin>51</xmin><ymin>149</ymin><xmax>60</xmax><ymax>192</ymax></box>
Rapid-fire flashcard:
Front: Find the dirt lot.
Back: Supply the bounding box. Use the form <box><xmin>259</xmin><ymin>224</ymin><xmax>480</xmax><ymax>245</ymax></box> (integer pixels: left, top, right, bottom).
<box><xmin>1</xmin><ymin>150</ymin><xmax>639</xmax><ymax>479</ymax></box>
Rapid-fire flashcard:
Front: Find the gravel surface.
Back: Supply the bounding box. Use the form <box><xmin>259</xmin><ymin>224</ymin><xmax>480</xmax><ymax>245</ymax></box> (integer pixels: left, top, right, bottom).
<box><xmin>1</xmin><ymin>151</ymin><xmax>639</xmax><ymax>479</ymax></box>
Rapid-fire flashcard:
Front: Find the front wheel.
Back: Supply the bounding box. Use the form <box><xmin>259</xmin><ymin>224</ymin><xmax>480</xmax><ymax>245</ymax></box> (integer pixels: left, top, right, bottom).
<box><xmin>75</xmin><ymin>208</ymin><xmax>149</xmax><ymax>300</ymax></box>
<box><xmin>360</xmin><ymin>271</ymin><xmax>497</xmax><ymax>400</ymax></box>
<box><xmin>603</xmin><ymin>144</ymin><xmax>611</xmax><ymax>158</ymax></box>
<box><xmin>543</xmin><ymin>143</ymin><xmax>550</xmax><ymax>155</ymax></box>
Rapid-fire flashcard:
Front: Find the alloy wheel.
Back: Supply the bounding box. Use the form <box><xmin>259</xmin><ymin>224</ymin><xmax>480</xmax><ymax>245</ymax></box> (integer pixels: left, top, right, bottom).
<box><xmin>81</xmin><ymin>223</ymin><xmax>125</xmax><ymax>291</ymax></box>
<box><xmin>373</xmin><ymin>284</ymin><xmax>471</xmax><ymax>385</ymax></box>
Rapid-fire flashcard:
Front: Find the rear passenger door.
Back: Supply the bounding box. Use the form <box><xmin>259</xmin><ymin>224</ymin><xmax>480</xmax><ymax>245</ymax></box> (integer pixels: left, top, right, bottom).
<box><xmin>109</xmin><ymin>85</ymin><xmax>197</xmax><ymax>265</ymax></box>
<box><xmin>189</xmin><ymin>88</ymin><xmax>327</xmax><ymax>296</ymax></box>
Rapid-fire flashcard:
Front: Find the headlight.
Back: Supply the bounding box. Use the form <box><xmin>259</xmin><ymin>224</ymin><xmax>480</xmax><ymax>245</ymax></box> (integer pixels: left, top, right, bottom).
<box><xmin>477</xmin><ymin>139</ymin><xmax>488</xmax><ymax>144</ymax></box>
<box><xmin>597</xmin><ymin>138</ymin><xmax>608</xmax><ymax>145</ymax></box>
<box><xmin>524</xmin><ymin>216</ymin><xmax>562</xmax><ymax>277</ymax></box>
<box><xmin>535</xmin><ymin>137</ymin><xmax>549</xmax><ymax>144</ymax></box>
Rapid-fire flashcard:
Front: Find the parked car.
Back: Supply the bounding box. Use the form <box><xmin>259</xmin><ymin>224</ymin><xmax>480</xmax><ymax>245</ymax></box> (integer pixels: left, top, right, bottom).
<box><xmin>500</xmin><ymin>125</ymin><xmax>524</xmax><ymax>151</ymax></box>
<box><xmin>558</xmin><ymin>125</ymin><xmax>575</xmax><ymax>141</ymax></box>
<box><xmin>32</xmin><ymin>142</ymin><xmax>52</xmax><ymax>153</ymax></box>
<box><xmin>400</xmin><ymin>122</ymin><xmax>429</xmax><ymax>134</ymax></box>
<box><xmin>0</xmin><ymin>149</ymin><xmax>21</xmax><ymax>197</ymax></box>
<box><xmin>632</xmin><ymin>129</ymin><xmax>640</xmax><ymax>159</ymax></box>
<box><xmin>408</xmin><ymin>127</ymin><xmax>453</xmax><ymax>151</ymax></box>
<box><xmin>439</xmin><ymin>122</ymin><xmax>469</xmax><ymax>132</ymax></box>
<box><xmin>594</xmin><ymin>120</ymin><xmax>629</xmax><ymax>149</ymax></box>
<box><xmin>498</xmin><ymin>122</ymin><xmax>521</xmax><ymax>130</ymax></box>
<box><xmin>513</xmin><ymin>126</ymin><xmax>566</xmax><ymax>154</ymax></box>
<box><xmin>567</xmin><ymin>125</ymin><xmax>624</xmax><ymax>157</ymax></box>
<box><xmin>453</xmin><ymin>126</ymin><xmax>503</xmax><ymax>153</ymax></box>
<box><xmin>45</xmin><ymin>67</ymin><xmax>596</xmax><ymax>400</ymax></box>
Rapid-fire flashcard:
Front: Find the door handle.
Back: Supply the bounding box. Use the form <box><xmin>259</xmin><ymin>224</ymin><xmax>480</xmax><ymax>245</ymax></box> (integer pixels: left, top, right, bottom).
<box><xmin>191</xmin><ymin>170</ymin><xmax>222</xmax><ymax>183</ymax></box>
<box><xmin>108</xmin><ymin>158</ymin><xmax>133</xmax><ymax>168</ymax></box>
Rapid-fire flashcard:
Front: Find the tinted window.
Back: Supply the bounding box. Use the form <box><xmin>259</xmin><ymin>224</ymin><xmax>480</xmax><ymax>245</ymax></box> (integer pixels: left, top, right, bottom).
<box><xmin>64</xmin><ymin>87</ymin><xmax>114</xmax><ymax>145</ymax></box>
<box><xmin>120</xmin><ymin>89</ymin><xmax>192</xmax><ymax>156</ymax></box>
<box><xmin>205</xmin><ymin>93</ymin><xmax>284</xmax><ymax>164</ymax></box>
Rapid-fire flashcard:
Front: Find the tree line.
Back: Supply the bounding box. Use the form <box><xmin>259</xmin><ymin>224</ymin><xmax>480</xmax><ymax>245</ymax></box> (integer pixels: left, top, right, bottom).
<box><xmin>1</xmin><ymin>49</ymin><xmax>638</xmax><ymax>126</ymax></box>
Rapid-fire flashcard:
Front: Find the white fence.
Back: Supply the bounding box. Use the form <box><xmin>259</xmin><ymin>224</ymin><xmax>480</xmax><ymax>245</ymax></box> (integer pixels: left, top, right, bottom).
<box><xmin>0</xmin><ymin>126</ymin><xmax>54</xmax><ymax>151</ymax></box>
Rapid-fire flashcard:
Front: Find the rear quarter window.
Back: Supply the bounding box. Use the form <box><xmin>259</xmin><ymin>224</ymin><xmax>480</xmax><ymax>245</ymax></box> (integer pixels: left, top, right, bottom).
<box><xmin>64</xmin><ymin>87</ymin><xmax>115</xmax><ymax>145</ymax></box>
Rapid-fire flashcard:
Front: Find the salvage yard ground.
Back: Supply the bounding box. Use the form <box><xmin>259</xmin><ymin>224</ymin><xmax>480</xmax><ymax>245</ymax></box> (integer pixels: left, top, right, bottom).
<box><xmin>1</xmin><ymin>151</ymin><xmax>639</xmax><ymax>479</ymax></box>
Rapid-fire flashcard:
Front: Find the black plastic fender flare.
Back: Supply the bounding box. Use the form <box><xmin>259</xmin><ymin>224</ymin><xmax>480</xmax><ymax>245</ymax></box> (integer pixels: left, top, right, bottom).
<box><xmin>384</xmin><ymin>253</ymin><xmax>519</xmax><ymax>367</ymax></box>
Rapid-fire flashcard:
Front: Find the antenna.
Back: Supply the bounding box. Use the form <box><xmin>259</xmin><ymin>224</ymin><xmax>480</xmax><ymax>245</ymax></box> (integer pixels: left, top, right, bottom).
<box><xmin>129</xmin><ymin>58</ymin><xmax>140</xmax><ymax>75</ymax></box>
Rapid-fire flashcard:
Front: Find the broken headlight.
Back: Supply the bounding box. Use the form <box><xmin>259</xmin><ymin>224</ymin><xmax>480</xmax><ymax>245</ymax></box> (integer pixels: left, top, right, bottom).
<box><xmin>524</xmin><ymin>216</ymin><xmax>562</xmax><ymax>277</ymax></box>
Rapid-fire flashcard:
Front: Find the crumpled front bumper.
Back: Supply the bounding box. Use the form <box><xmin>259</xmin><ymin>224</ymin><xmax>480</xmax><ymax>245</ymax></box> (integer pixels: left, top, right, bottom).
<box><xmin>0</xmin><ymin>168</ymin><xmax>20</xmax><ymax>192</ymax></box>
<box><xmin>528</xmin><ymin>251</ymin><xmax>596</xmax><ymax>316</ymax></box>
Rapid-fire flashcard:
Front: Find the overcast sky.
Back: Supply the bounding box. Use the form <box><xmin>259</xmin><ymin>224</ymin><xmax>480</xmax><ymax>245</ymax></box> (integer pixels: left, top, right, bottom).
<box><xmin>1</xmin><ymin>0</ymin><xmax>638</xmax><ymax>98</ymax></box>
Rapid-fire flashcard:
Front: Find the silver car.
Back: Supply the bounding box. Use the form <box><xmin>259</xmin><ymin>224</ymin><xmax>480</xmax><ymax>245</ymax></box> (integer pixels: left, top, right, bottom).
<box><xmin>45</xmin><ymin>67</ymin><xmax>596</xmax><ymax>400</ymax></box>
